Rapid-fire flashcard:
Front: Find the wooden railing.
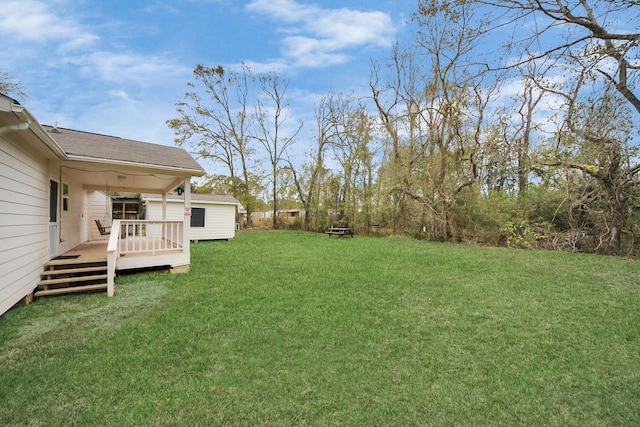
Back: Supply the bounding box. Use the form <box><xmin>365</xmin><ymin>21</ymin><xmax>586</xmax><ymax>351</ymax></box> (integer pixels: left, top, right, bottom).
<box><xmin>106</xmin><ymin>220</ymin><xmax>184</xmax><ymax>297</ymax></box>
<box><xmin>117</xmin><ymin>220</ymin><xmax>183</xmax><ymax>255</ymax></box>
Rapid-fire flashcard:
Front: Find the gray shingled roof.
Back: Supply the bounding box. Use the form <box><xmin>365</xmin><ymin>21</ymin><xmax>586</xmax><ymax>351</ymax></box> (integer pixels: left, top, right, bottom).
<box><xmin>42</xmin><ymin>125</ymin><xmax>204</xmax><ymax>173</ymax></box>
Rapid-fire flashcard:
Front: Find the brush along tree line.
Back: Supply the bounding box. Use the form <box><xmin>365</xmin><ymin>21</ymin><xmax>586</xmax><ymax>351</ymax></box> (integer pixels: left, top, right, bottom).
<box><xmin>166</xmin><ymin>0</ymin><xmax>640</xmax><ymax>256</ymax></box>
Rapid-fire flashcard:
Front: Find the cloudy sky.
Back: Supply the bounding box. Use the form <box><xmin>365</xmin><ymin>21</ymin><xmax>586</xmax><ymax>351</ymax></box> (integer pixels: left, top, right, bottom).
<box><xmin>0</xmin><ymin>0</ymin><xmax>416</xmax><ymax>152</ymax></box>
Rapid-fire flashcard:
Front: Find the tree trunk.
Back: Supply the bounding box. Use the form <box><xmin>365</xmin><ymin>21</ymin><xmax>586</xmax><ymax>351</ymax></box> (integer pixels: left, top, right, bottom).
<box><xmin>605</xmin><ymin>191</ymin><xmax>625</xmax><ymax>256</ymax></box>
<box><xmin>272</xmin><ymin>163</ymin><xmax>278</xmax><ymax>229</ymax></box>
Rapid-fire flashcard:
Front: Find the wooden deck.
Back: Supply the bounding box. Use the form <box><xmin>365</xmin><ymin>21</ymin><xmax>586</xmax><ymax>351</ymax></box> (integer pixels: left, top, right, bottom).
<box><xmin>61</xmin><ymin>240</ymin><xmax>108</xmax><ymax>261</ymax></box>
<box><xmin>40</xmin><ymin>228</ymin><xmax>189</xmax><ymax>299</ymax></box>
<box><xmin>57</xmin><ymin>236</ymin><xmax>188</xmax><ymax>271</ymax></box>
<box><xmin>60</xmin><ymin>238</ymin><xmax>182</xmax><ymax>261</ymax></box>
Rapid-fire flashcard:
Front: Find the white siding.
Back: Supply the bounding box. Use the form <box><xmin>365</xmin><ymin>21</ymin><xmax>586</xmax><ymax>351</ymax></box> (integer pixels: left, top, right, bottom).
<box><xmin>86</xmin><ymin>190</ymin><xmax>111</xmax><ymax>241</ymax></box>
<box><xmin>146</xmin><ymin>200</ymin><xmax>236</xmax><ymax>240</ymax></box>
<box><xmin>55</xmin><ymin>168</ymin><xmax>90</xmax><ymax>253</ymax></box>
<box><xmin>0</xmin><ymin>135</ymin><xmax>50</xmax><ymax>316</ymax></box>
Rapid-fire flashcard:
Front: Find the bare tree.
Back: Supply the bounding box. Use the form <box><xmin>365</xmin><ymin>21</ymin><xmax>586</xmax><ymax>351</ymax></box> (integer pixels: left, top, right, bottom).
<box><xmin>484</xmin><ymin>66</ymin><xmax>546</xmax><ymax>196</ymax></box>
<box><xmin>287</xmin><ymin>92</ymin><xmax>344</xmax><ymax>230</ymax></box>
<box><xmin>254</xmin><ymin>73</ymin><xmax>303</xmax><ymax>229</ymax></box>
<box><xmin>540</xmin><ymin>72</ymin><xmax>639</xmax><ymax>254</ymax></box>
<box><xmin>473</xmin><ymin>0</ymin><xmax>640</xmax><ymax>117</ymax></box>
<box><xmin>465</xmin><ymin>0</ymin><xmax>640</xmax><ymax>254</ymax></box>
<box><xmin>0</xmin><ymin>70</ymin><xmax>27</xmax><ymax>101</ymax></box>
<box><xmin>167</xmin><ymin>64</ymin><xmax>257</xmax><ymax>222</ymax></box>
<box><xmin>371</xmin><ymin>1</ymin><xmax>493</xmax><ymax>239</ymax></box>
<box><xmin>370</xmin><ymin>44</ymin><xmax>426</xmax><ymax>233</ymax></box>
<box><xmin>329</xmin><ymin>97</ymin><xmax>377</xmax><ymax>229</ymax></box>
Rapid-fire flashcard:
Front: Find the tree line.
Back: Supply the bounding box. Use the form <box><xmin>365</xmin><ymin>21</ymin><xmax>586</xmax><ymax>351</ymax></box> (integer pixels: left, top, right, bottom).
<box><xmin>169</xmin><ymin>0</ymin><xmax>640</xmax><ymax>256</ymax></box>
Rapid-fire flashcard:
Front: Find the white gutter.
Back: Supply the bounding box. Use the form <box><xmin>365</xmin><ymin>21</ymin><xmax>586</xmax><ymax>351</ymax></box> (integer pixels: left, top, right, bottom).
<box><xmin>142</xmin><ymin>195</ymin><xmax>241</xmax><ymax>206</ymax></box>
<box><xmin>0</xmin><ymin>99</ymin><xmax>67</xmax><ymax>159</ymax></box>
<box><xmin>63</xmin><ymin>154</ymin><xmax>206</xmax><ymax>176</ymax></box>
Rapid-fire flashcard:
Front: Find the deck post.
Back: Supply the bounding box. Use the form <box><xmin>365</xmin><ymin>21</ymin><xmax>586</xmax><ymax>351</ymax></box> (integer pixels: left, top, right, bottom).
<box><xmin>106</xmin><ymin>219</ymin><xmax>120</xmax><ymax>297</ymax></box>
<box><xmin>162</xmin><ymin>193</ymin><xmax>167</xmax><ymax>220</ymax></box>
<box><xmin>183</xmin><ymin>177</ymin><xmax>191</xmax><ymax>263</ymax></box>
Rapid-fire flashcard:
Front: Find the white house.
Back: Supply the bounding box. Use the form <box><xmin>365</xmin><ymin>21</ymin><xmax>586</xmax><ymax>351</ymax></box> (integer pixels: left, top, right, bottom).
<box><xmin>0</xmin><ymin>94</ymin><xmax>205</xmax><ymax>316</ymax></box>
<box><xmin>251</xmin><ymin>209</ymin><xmax>304</xmax><ymax>226</ymax></box>
<box><xmin>142</xmin><ymin>193</ymin><xmax>242</xmax><ymax>241</ymax></box>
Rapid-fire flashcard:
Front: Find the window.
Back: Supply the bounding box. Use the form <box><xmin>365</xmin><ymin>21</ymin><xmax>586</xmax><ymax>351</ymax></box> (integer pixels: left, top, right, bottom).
<box><xmin>62</xmin><ymin>183</ymin><xmax>69</xmax><ymax>211</ymax></box>
<box><xmin>191</xmin><ymin>207</ymin><xmax>205</xmax><ymax>227</ymax></box>
<box><xmin>49</xmin><ymin>180</ymin><xmax>58</xmax><ymax>222</ymax></box>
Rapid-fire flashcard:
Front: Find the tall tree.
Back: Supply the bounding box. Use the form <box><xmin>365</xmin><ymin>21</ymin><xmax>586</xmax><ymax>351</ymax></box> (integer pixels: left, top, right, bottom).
<box><xmin>541</xmin><ymin>74</ymin><xmax>639</xmax><ymax>254</ymax></box>
<box><xmin>370</xmin><ymin>44</ymin><xmax>426</xmax><ymax>233</ymax></box>
<box><xmin>372</xmin><ymin>1</ymin><xmax>493</xmax><ymax>239</ymax></box>
<box><xmin>466</xmin><ymin>0</ymin><xmax>640</xmax><ymax>253</ymax></box>
<box><xmin>473</xmin><ymin>0</ymin><xmax>640</xmax><ymax>115</ymax></box>
<box><xmin>329</xmin><ymin>98</ymin><xmax>377</xmax><ymax>229</ymax></box>
<box><xmin>483</xmin><ymin>68</ymin><xmax>546</xmax><ymax>196</ymax></box>
<box><xmin>254</xmin><ymin>73</ymin><xmax>303</xmax><ymax>229</ymax></box>
<box><xmin>287</xmin><ymin>92</ymin><xmax>342</xmax><ymax>230</ymax></box>
<box><xmin>167</xmin><ymin>64</ymin><xmax>257</xmax><ymax>223</ymax></box>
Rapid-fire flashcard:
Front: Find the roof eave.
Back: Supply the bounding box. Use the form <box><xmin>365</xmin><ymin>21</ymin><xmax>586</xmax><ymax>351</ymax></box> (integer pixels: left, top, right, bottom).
<box><xmin>63</xmin><ymin>154</ymin><xmax>206</xmax><ymax>176</ymax></box>
<box><xmin>4</xmin><ymin>102</ymin><xmax>67</xmax><ymax>159</ymax></box>
<box><xmin>145</xmin><ymin>198</ymin><xmax>241</xmax><ymax>206</ymax></box>
<box><xmin>142</xmin><ymin>195</ymin><xmax>241</xmax><ymax>206</ymax></box>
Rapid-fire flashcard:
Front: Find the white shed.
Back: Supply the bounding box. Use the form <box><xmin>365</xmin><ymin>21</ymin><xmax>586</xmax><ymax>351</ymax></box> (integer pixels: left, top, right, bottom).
<box><xmin>142</xmin><ymin>193</ymin><xmax>241</xmax><ymax>241</ymax></box>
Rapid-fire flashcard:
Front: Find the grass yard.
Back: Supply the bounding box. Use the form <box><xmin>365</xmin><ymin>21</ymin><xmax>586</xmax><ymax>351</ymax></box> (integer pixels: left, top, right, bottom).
<box><xmin>1</xmin><ymin>230</ymin><xmax>639</xmax><ymax>426</ymax></box>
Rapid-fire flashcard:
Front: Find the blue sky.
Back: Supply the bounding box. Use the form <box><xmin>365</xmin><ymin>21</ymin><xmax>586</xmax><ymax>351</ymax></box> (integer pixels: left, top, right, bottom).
<box><xmin>0</xmin><ymin>0</ymin><xmax>416</xmax><ymax>152</ymax></box>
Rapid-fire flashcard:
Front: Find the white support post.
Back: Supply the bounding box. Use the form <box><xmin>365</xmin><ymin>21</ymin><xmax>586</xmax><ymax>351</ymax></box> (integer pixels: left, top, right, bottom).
<box><xmin>106</xmin><ymin>220</ymin><xmax>121</xmax><ymax>297</ymax></box>
<box><xmin>162</xmin><ymin>193</ymin><xmax>167</xmax><ymax>220</ymax></box>
<box><xmin>183</xmin><ymin>177</ymin><xmax>191</xmax><ymax>262</ymax></box>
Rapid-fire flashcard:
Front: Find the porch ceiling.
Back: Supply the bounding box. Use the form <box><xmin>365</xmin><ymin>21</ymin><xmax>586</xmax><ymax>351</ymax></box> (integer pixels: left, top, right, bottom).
<box><xmin>61</xmin><ymin>161</ymin><xmax>184</xmax><ymax>194</ymax></box>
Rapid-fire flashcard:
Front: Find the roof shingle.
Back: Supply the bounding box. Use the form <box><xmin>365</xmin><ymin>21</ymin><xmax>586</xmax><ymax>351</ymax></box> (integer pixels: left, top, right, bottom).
<box><xmin>42</xmin><ymin>125</ymin><xmax>204</xmax><ymax>173</ymax></box>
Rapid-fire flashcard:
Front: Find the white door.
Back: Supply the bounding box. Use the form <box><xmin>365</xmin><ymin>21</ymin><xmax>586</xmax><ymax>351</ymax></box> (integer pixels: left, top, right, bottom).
<box><xmin>49</xmin><ymin>180</ymin><xmax>59</xmax><ymax>256</ymax></box>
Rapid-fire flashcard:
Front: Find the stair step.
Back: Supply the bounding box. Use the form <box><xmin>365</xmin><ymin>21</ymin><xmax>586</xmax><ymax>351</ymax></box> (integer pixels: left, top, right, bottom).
<box><xmin>45</xmin><ymin>257</ymin><xmax>107</xmax><ymax>267</ymax></box>
<box><xmin>39</xmin><ymin>274</ymin><xmax>108</xmax><ymax>286</ymax></box>
<box><xmin>34</xmin><ymin>283</ymin><xmax>108</xmax><ymax>297</ymax></box>
<box><xmin>42</xmin><ymin>266</ymin><xmax>107</xmax><ymax>277</ymax></box>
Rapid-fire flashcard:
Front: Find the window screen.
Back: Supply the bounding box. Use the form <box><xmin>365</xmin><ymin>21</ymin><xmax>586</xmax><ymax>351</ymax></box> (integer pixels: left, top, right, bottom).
<box><xmin>191</xmin><ymin>207</ymin><xmax>205</xmax><ymax>227</ymax></box>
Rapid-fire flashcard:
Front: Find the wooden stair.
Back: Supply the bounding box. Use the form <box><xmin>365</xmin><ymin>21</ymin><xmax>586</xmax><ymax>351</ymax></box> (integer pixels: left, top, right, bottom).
<box><xmin>36</xmin><ymin>257</ymin><xmax>108</xmax><ymax>297</ymax></box>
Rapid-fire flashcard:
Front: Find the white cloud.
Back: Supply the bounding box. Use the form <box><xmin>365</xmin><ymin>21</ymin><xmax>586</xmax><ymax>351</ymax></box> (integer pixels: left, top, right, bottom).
<box><xmin>246</xmin><ymin>0</ymin><xmax>397</xmax><ymax>68</ymax></box>
<box><xmin>143</xmin><ymin>1</ymin><xmax>180</xmax><ymax>15</ymax></box>
<box><xmin>65</xmin><ymin>51</ymin><xmax>190</xmax><ymax>85</ymax></box>
<box><xmin>107</xmin><ymin>89</ymin><xmax>134</xmax><ymax>102</ymax></box>
<box><xmin>0</xmin><ymin>0</ymin><xmax>98</xmax><ymax>51</ymax></box>
<box><xmin>283</xmin><ymin>36</ymin><xmax>349</xmax><ymax>67</ymax></box>
<box><xmin>237</xmin><ymin>60</ymin><xmax>290</xmax><ymax>75</ymax></box>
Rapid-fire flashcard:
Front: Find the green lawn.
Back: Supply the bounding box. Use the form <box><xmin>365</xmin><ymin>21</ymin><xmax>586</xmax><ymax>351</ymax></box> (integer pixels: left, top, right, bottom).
<box><xmin>1</xmin><ymin>230</ymin><xmax>639</xmax><ymax>426</ymax></box>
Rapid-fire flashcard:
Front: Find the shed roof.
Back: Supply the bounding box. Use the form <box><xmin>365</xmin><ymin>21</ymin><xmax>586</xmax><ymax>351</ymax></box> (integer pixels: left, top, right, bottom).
<box><xmin>42</xmin><ymin>125</ymin><xmax>204</xmax><ymax>173</ymax></box>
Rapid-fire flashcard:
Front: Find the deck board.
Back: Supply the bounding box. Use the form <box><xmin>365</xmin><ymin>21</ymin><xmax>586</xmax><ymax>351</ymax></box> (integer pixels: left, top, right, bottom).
<box><xmin>61</xmin><ymin>241</ymin><xmax>108</xmax><ymax>261</ymax></box>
